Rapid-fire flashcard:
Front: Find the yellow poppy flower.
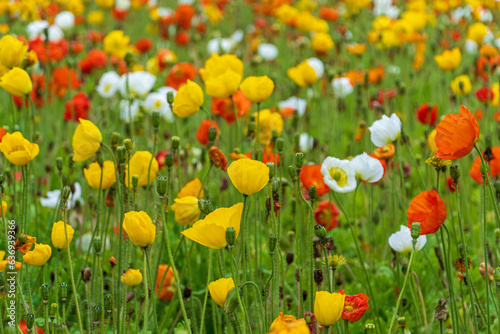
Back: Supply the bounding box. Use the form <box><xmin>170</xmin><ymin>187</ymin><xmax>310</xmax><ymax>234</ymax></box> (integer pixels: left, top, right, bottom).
<box><xmin>121</xmin><ymin>268</ymin><xmax>143</xmax><ymax>287</ymax></box>
<box><xmin>287</xmin><ymin>61</ymin><xmax>317</xmax><ymax>87</ymax></box>
<box><xmin>227</xmin><ymin>159</ymin><xmax>269</xmax><ymax>196</ymax></box>
<box><xmin>123</xmin><ymin>211</ymin><xmax>156</xmax><ymax>248</ymax></box>
<box><xmin>0</xmin><ymin>132</ymin><xmax>39</xmax><ymax>166</ymax></box>
<box><xmin>0</xmin><ymin>35</ymin><xmax>27</xmax><ymax>68</ymax></box>
<box><xmin>171</xmin><ymin>196</ymin><xmax>201</xmax><ymax>226</ymax></box>
<box><xmin>239</xmin><ymin>76</ymin><xmax>274</xmax><ymax>103</ymax></box>
<box><xmin>314</xmin><ymin>291</ymin><xmax>345</xmax><ymax>326</ymax></box>
<box><xmin>208</xmin><ymin>277</ymin><xmax>235</xmax><ymax>307</ymax></box>
<box><xmin>23</xmin><ymin>243</ymin><xmax>52</xmax><ymax>266</ymax></box>
<box><xmin>124</xmin><ymin>151</ymin><xmax>159</xmax><ymax>189</ymax></box>
<box><xmin>72</xmin><ymin>119</ymin><xmax>102</xmax><ymax>162</ymax></box>
<box><xmin>434</xmin><ymin>48</ymin><xmax>461</xmax><ymax>71</ymax></box>
<box><xmin>84</xmin><ymin>160</ymin><xmax>116</xmax><ymax>190</ymax></box>
<box><xmin>178</xmin><ymin>178</ymin><xmax>204</xmax><ymax>199</ymax></box>
<box><xmin>172</xmin><ymin>80</ymin><xmax>204</xmax><ymax>117</ymax></box>
<box><xmin>0</xmin><ymin>67</ymin><xmax>32</xmax><ymax>96</ymax></box>
<box><xmin>51</xmin><ymin>221</ymin><xmax>75</xmax><ymax>250</ymax></box>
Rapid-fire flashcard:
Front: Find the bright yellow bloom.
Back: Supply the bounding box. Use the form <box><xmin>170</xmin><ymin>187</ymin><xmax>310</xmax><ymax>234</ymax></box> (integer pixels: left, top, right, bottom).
<box><xmin>208</xmin><ymin>277</ymin><xmax>235</xmax><ymax>307</ymax></box>
<box><xmin>23</xmin><ymin>243</ymin><xmax>52</xmax><ymax>266</ymax></box>
<box><xmin>103</xmin><ymin>30</ymin><xmax>130</xmax><ymax>59</ymax></box>
<box><xmin>84</xmin><ymin>160</ymin><xmax>116</xmax><ymax>190</ymax></box>
<box><xmin>171</xmin><ymin>196</ymin><xmax>201</xmax><ymax>226</ymax></box>
<box><xmin>72</xmin><ymin>119</ymin><xmax>102</xmax><ymax>161</ymax></box>
<box><xmin>172</xmin><ymin>80</ymin><xmax>204</xmax><ymax>117</ymax></box>
<box><xmin>181</xmin><ymin>203</ymin><xmax>243</xmax><ymax>249</ymax></box>
<box><xmin>450</xmin><ymin>75</ymin><xmax>472</xmax><ymax>96</ymax></box>
<box><xmin>255</xmin><ymin>109</ymin><xmax>284</xmax><ymax>145</ymax></box>
<box><xmin>491</xmin><ymin>83</ymin><xmax>500</xmax><ymax>107</ymax></box>
<box><xmin>121</xmin><ymin>268</ymin><xmax>143</xmax><ymax>287</ymax></box>
<box><xmin>205</xmin><ymin>70</ymin><xmax>242</xmax><ymax>98</ymax></box>
<box><xmin>0</xmin><ymin>67</ymin><xmax>32</xmax><ymax>96</ymax></box>
<box><xmin>123</xmin><ymin>211</ymin><xmax>156</xmax><ymax>248</ymax></box>
<box><xmin>51</xmin><ymin>221</ymin><xmax>75</xmax><ymax>250</ymax></box>
<box><xmin>87</xmin><ymin>10</ymin><xmax>104</xmax><ymax>25</ymax></box>
<box><xmin>124</xmin><ymin>151</ymin><xmax>159</xmax><ymax>189</ymax></box>
<box><xmin>311</xmin><ymin>32</ymin><xmax>334</xmax><ymax>54</ymax></box>
<box><xmin>204</xmin><ymin>4</ymin><xmax>223</xmax><ymax>25</ymax></box>
<box><xmin>270</xmin><ymin>313</ymin><xmax>309</xmax><ymax>333</ymax></box>
<box><xmin>200</xmin><ymin>54</ymin><xmax>244</xmax><ymax>83</ymax></box>
<box><xmin>314</xmin><ymin>291</ymin><xmax>345</xmax><ymax>326</ymax></box>
<box><xmin>178</xmin><ymin>178</ymin><xmax>204</xmax><ymax>199</ymax></box>
<box><xmin>227</xmin><ymin>159</ymin><xmax>269</xmax><ymax>196</ymax></box>
<box><xmin>434</xmin><ymin>47</ymin><xmax>461</xmax><ymax>71</ymax></box>
<box><xmin>95</xmin><ymin>0</ymin><xmax>114</xmax><ymax>9</ymax></box>
<box><xmin>428</xmin><ymin>128</ymin><xmax>438</xmax><ymax>155</ymax></box>
<box><xmin>287</xmin><ymin>60</ymin><xmax>317</xmax><ymax>87</ymax></box>
<box><xmin>0</xmin><ymin>259</ymin><xmax>22</xmax><ymax>271</ymax></box>
<box><xmin>0</xmin><ymin>35</ymin><xmax>27</xmax><ymax>68</ymax></box>
<box><xmin>466</xmin><ymin>22</ymin><xmax>487</xmax><ymax>44</ymax></box>
<box><xmin>0</xmin><ymin>132</ymin><xmax>39</xmax><ymax>166</ymax></box>
<box><xmin>0</xmin><ymin>201</ymin><xmax>7</xmax><ymax>217</ymax></box>
<box><xmin>239</xmin><ymin>76</ymin><xmax>274</xmax><ymax>103</ymax></box>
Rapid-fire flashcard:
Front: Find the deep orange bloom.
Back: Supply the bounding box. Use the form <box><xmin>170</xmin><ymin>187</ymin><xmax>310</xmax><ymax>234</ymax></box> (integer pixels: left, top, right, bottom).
<box><xmin>372</xmin><ymin>144</ymin><xmax>395</xmax><ymax>160</ymax></box>
<box><xmin>368</xmin><ymin>67</ymin><xmax>384</xmax><ymax>84</ymax></box>
<box><xmin>79</xmin><ymin>49</ymin><xmax>107</xmax><ymax>74</ymax></box>
<box><xmin>28</xmin><ymin>37</ymin><xmax>69</xmax><ymax>63</ymax></box>
<box><xmin>135</xmin><ymin>38</ymin><xmax>153</xmax><ymax>54</ymax></box>
<box><xmin>470</xmin><ymin>146</ymin><xmax>500</xmax><ymax>184</ymax></box>
<box><xmin>245</xmin><ymin>146</ymin><xmax>280</xmax><ymax>165</ymax></box>
<box><xmin>175</xmin><ymin>31</ymin><xmax>190</xmax><ymax>45</ymax></box>
<box><xmin>165</xmin><ymin>62</ymin><xmax>197</xmax><ymax>90</ymax></box>
<box><xmin>211</xmin><ymin>90</ymin><xmax>251</xmax><ymax>124</ymax></box>
<box><xmin>0</xmin><ymin>127</ymin><xmax>6</xmax><ymax>142</ymax></box>
<box><xmin>319</xmin><ymin>7</ymin><xmax>338</xmax><ymax>21</ymax></box>
<box><xmin>209</xmin><ymin>146</ymin><xmax>228</xmax><ymax>171</ymax></box>
<box><xmin>50</xmin><ymin>66</ymin><xmax>81</xmax><ymax>98</ymax></box>
<box><xmin>416</xmin><ymin>103</ymin><xmax>438</xmax><ymax>126</ymax></box>
<box><xmin>300</xmin><ymin>164</ymin><xmax>330</xmax><ymax>197</ymax></box>
<box><xmin>196</xmin><ymin>119</ymin><xmax>220</xmax><ymax>146</ymax></box>
<box><xmin>407</xmin><ymin>190</ymin><xmax>447</xmax><ymax>235</ymax></box>
<box><xmin>175</xmin><ymin>4</ymin><xmax>195</xmax><ymax>30</ymax></box>
<box><xmin>338</xmin><ymin>289</ymin><xmax>370</xmax><ymax>323</ymax></box>
<box><xmin>314</xmin><ymin>200</ymin><xmax>340</xmax><ymax>231</ymax></box>
<box><xmin>155</xmin><ymin>264</ymin><xmax>175</xmax><ymax>301</ymax></box>
<box><xmin>434</xmin><ymin>105</ymin><xmax>480</xmax><ymax>160</ymax></box>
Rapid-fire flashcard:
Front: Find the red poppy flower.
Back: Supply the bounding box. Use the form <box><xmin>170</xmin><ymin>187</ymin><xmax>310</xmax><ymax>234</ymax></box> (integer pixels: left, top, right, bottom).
<box><xmin>416</xmin><ymin>103</ymin><xmax>438</xmax><ymax>126</ymax></box>
<box><xmin>434</xmin><ymin>105</ymin><xmax>480</xmax><ymax>160</ymax></box>
<box><xmin>50</xmin><ymin>66</ymin><xmax>81</xmax><ymax>98</ymax></box>
<box><xmin>337</xmin><ymin>289</ymin><xmax>370</xmax><ymax>322</ymax></box>
<box><xmin>165</xmin><ymin>62</ymin><xmax>197</xmax><ymax>90</ymax></box>
<box><xmin>475</xmin><ymin>87</ymin><xmax>493</xmax><ymax>103</ymax></box>
<box><xmin>19</xmin><ymin>320</ymin><xmax>44</xmax><ymax>333</ymax></box>
<box><xmin>196</xmin><ymin>119</ymin><xmax>220</xmax><ymax>146</ymax></box>
<box><xmin>175</xmin><ymin>4</ymin><xmax>195</xmax><ymax>30</ymax></box>
<box><xmin>135</xmin><ymin>38</ymin><xmax>153</xmax><ymax>54</ymax></box>
<box><xmin>211</xmin><ymin>90</ymin><xmax>251</xmax><ymax>124</ymax></box>
<box><xmin>469</xmin><ymin>146</ymin><xmax>500</xmax><ymax>184</ymax></box>
<box><xmin>70</xmin><ymin>41</ymin><xmax>84</xmax><ymax>54</ymax></box>
<box><xmin>245</xmin><ymin>146</ymin><xmax>280</xmax><ymax>165</ymax></box>
<box><xmin>314</xmin><ymin>200</ymin><xmax>340</xmax><ymax>231</ymax></box>
<box><xmin>112</xmin><ymin>8</ymin><xmax>128</xmax><ymax>21</ymax></box>
<box><xmin>0</xmin><ymin>127</ymin><xmax>6</xmax><ymax>143</ymax></box>
<box><xmin>446</xmin><ymin>177</ymin><xmax>457</xmax><ymax>192</ymax></box>
<box><xmin>87</xmin><ymin>30</ymin><xmax>104</xmax><ymax>43</ymax></box>
<box><xmin>28</xmin><ymin>37</ymin><xmax>69</xmax><ymax>63</ymax></box>
<box><xmin>300</xmin><ymin>164</ymin><xmax>330</xmax><ymax>197</ymax></box>
<box><xmin>64</xmin><ymin>92</ymin><xmax>90</xmax><ymax>121</ymax></box>
<box><xmin>79</xmin><ymin>49</ymin><xmax>107</xmax><ymax>74</ymax></box>
<box><xmin>175</xmin><ymin>31</ymin><xmax>190</xmax><ymax>45</ymax></box>
<box><xmin>319</xmin><ymin>7</ymin><xmax>339</xmax><ymax>21</ymax></box>
<box><xmin>407</xmin><ymin>190</ymin><xmax>447</xmax><ymax>235</ymax></box>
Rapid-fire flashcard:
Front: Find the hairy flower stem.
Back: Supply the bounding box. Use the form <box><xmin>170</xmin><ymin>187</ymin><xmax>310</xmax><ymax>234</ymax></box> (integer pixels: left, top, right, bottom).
<box><xmin>200</xmin><ymin>249</ymin><xmax>213</xmax><ymax>333</ymax></box>
<box><xmin>229</xmin><ymin>249</ymin><xmax>250</xmax><ymax>332</ymax></box>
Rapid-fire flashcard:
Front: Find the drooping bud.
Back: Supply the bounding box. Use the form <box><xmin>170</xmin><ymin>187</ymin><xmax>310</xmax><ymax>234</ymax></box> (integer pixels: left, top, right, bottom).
<box><xmin>226</xmin><ymin>227</ymin><xmax>236</xmax><ymax>247</ymax></box>
<box><xmin>81</xmin><ymin>268</ymin><xmax>92</xmax><ymax>283</ymax></box>
<box><xmin>450</xmin><ymin>165</ymin><xmax>460</xmax><ymax>183</ymax></box>
<box><xmin>314</xmin><ymin>269</ymin><xmax>323</xmax><ymax>284</ymax></box>
<box><xmin>223</xmin><ymin>288</ymin><xmax>240</xmax><ymax>314</ymax></box>
<box><xmin>288</xmin><ymin>165</ymin><xmax>296</xmax><ymax>180</ymax></box>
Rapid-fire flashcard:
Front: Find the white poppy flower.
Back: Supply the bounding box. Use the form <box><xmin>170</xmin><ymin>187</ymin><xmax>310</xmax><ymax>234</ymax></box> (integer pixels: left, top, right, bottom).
<box><xmin>207</xmin><ymin>38</ymin><xmax>234</xmax><ymax>54</ymax></box>
<box><xmin>119</xmin><ymin>71</ymin><xmax>156</xmax><ymax>99</ymax></box>
<box><xmin>332</xmin><ymin>77</ymin><xmax>354</xmax><ymax>98</ymax></box>
<box><xmin>115</xmin><ymin>0</ymin><xmax>131</xmax><ymax>10</ymax></box>
<box><xmin>464</xmin><ymin>40</ymin><xmax>478</xmax><ymax>54</ymax></box>
<box><xmin>120</xmin><ymin>99</ymin><xmax>140</xmax><ymax>122</ymax></box>
<box><xmin>307</xmin><ymin>57</ymin><xmax>324</xmax><ymax>78</ymax></box>
<box><xmin>96</xmin><ymin>71</ymin><xmax>121</xmax><ymax>98</ymax></box>
<box><xmin>230</xmin><ymin>30</ymin><xmax>244</xmax><ymax>43</ymax></box>
<box><xmin>279</xmin><ymin>96</ymin><xmax>307</xmax><ymax>117</ymax></box>
<box><xmin>258</xmin><ymin>43</ymin><xmax>278</xmax><ymax>60</ymax></box>
<box><xmin>41</xmin><ymin>182</ymin><xmax>83</xmax><ymax>209</ymax></box>
<box><xmin>143</xmin><ymin>91</ymin><xmax>173</xmax><ymax>121</ymax></box>
<box><xmin>388</xmin><ymin>225</ymin><xmax>427</xmax><ymax>253</ymax></box>
<box><xmin>320</xmin><ymin>157</ymin><xmax>357</xmax><ymax>193</ymax></box>
<box><xmin>299</xmin><ymin>133</ymin><xmax>314</xmax><ymax>152</ymax></box>
<box><xmin>27</xmin><ymin>20</ymin><xmax>49</xmax><ymax>39</ymax></box>
<box><xmin>350</xmin><ymin>153</ymin><xmax>384</xmax><ymax>183</ymax></box>
<box><xmin>55</xmin><ymin>11</ymin><xmax>75</xmax><ymax>30</ymax></box>
<box><xmin>368</xmin><ymin>113</ymin><xmax>401</xmax><ymax>147</ymax></box>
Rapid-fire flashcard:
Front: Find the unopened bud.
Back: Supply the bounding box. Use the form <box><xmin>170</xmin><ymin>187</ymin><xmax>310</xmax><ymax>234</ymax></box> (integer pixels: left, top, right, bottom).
<box><xmin>223</xmin><ymin>288</ymin><xmax>240</xmax><ymax>314</ymax></box>
<box><xmin>268</xmin><ymin>234</ymin><xmax>277</xmax><ymax>254</ymax></box>
<box><xmin>123</xmin><ymin>139</ymin><xmax>133</xmax><ymax>152</ymax></box>
<box><xmin>410</xmin><ymin>223</ymin><xmax>421</xmax><ymax>240</ymax></box>
<box><xmin>172</xmin><ymin>136</ymin><xmax>180</xmax><ymax>150</ymax></box>
<box><xmin>157</xmin><ymin>176</ymin><xmax>168</xmax><ymax>196</ymax></box>
<box><xmin>50</xmin><ymin>303</ymin><xmax>58</xmax><ymax>318</ymax></box>
<box><xmin>93</xmin><ymin>305</ymin><xmax>102</xmax><ymax>322</ymax></box>
<box><xmin>167</xmin><ymin>91</ymin><xmax>174</xmax><ymax>105</ymax></box>
<box><xmin>295</xmin><ymin>153</ymin><xmax>304</xmax><ymax>169</ymax></box>
<box><xmin>26</xmin><ymin>314</ymin><xmax>35</xmax><ymax>329</ymax></box>
<box><xmin>111</xmin><ymin>132</ymin><xmax>121</xmax><ymax>147</ymax></box>
<box><xmin>94</xmin><ymin>237</ymin><xmax>102</xmax><ymax>254</ymax></box>
<box><xmin>450</xmin><ymin>165</ymin><xmax>460</xmax><ymax>183</ymax></box>
<box><xmin>276</xmin><ymin>138</ymin><xmax>284</xmax><ymax>152</ymax></box>
<box><xmin>480</xmin><ymin>162</ymin><xmax>488</xmax><ymax>176</ymax></box>
<box><xmin>208</xmin><ymin>127</ymin><xmax>217</xmax><ymax>141</ymax></box>
<box><xmin>288</xmin><ymin>165</ymin><xmax>296</xmax><ymax>180</ymax></box>
<box><xmin>59</xmin><ymin>282</ymin><xmax>68</xmax><ymax>302</ymax></box>
<box><xmin>272</xmin><ymin>179</ymin><xmax>280</xmax><ymax>193</ymax></box>
<box><xmin>267</xmin><ymin>162</ymin><xmax>275</xmax><ymax>178</ymax></box>
<box><xmin>309</xmin><ymin>186</ymin><xmax>317</xmax><ymax>201</ymax></box>
<box><xmin>81</xmin><ymin>268</ymin><xmax>92</xmax><ymax>282</ymax></box>
<box><xmin>314</xmin><ymin>224</ymin><xmax>327</xmax><ymax>239</ymax></box>
<box><xmin>226</xmin><ymin>227</ymin><xmax>236</xmax><ymax>247</ymax></box>
<box><xmin>286</xmin><ymin>252</ymin><xmax>294</xmax><ymax>264</ymax></box>
<box><xmin>56</xmin><ymin>157</ymin><xmax>63</xmax><ymax>172</ymax></box>
<box><xmin>314</xmin><ymin>269</ymin><xmax>323</xmax><ymax>284</ymax></box>
<box><xmin>117</xmin><ymin>146</ymin><xmax>127</xmax><ymax>163</ymax></box>
<box><xmin>61</xmin><ymin>186</ymin><xmax>71</xmax><ymax>201</ymax></box>
<box><xmin>41</xmin><ymin>284</ymin><xmax>49</xmax><ymax>303</ymax></box>
<box><xmin>132</xmin><ymin>175</ymin><xmax>139</xmax><ymax>189</ymax></box>
<box><xmin>152</xmin><ymin>111</ymin><xmax>161</xmax><ymax>129</ymax></box>
<box><xmin>364</xmin><ymin>323</ymin><xmax>375</xmax><ymax>333</ymax></box>
<box><xmin>104</xmin><ymin>294</ymin><xmax>113</xmax><ymax>312</ymax></box>
<box><xmin>166</xmin><ymin>153</ymin><xmax>174</xmax><ymax>168</ymax></box>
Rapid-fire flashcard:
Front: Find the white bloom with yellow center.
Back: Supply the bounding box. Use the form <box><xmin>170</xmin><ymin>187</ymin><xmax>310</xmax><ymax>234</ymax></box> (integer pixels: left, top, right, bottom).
<box><xmin>320</xmin><ymin>157</ymin><xmax>356</xmax><ymax>193</ymax></box>
<box><xmin>388</xmin><ymin>225</ymin><xmax>426</xmax><ymax>253</ymax></box>
<box><xmin>350</xmin><ymin>153</ymin><xmax>384</xmax><ymax>183</ymax></box>
<box><xmin>96</xmin><ymin>71</ymin><xmax>121</xmax><ymax>98</ymax></box>
<box><xmin>368</xmin><ymin>113</ymin><xmax>401</xmax><ymax>147</ymax></box>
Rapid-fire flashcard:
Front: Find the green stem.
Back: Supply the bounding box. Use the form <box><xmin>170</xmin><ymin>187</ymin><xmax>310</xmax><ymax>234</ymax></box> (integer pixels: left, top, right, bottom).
<box><xmin>200</xmin><ymin>249</ymin><xmax>213</xmax><ymax>333</ymax></box>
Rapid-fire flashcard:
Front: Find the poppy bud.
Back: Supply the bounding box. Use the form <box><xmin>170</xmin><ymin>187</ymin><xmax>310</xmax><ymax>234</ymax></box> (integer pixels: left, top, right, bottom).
<box><xmin>94</xmin><ymin>237</ymin><xmax>102</xmax><ymax>255</ymax></box>
<box><xmin>61</xmin><ymin>186</ymin><xmax>71</xmax><ymax>201</ymax></box>
<box><xmin>286</xmin><ymin>252</ymin><xmax>294</xmax><ymax>264</ymax></box>
<box><xmin>288</xmin><ymin>165</ymin><xmax>296</xmax><ymax>180</ymax></box>
<box><xmin>226</xmin><ymin>227</ymin><xmax>236</xmax><ymax>247</ymax></box>
<box><xmin>199</xmin><ymin>199</ymin><xmax>213</xmax><ymax>215</ymax></box>
<box><xmin>398</xmin><ymin>317</ymin><xmax>406</xmax><ymax>325</ymax></box>
<box><xmin>295</xmin><ymin>268</ymin><xmax>300</xmax><ymax>282</ymax></box>
<box><xmin>183</xmin><ymin>286</ymin><xmax>192</xmax><ymax>299</ymax></box>
<box><xmin>268</xmin><ymin>234</ymin><xmax>277</xmax><ymax>254</ymax></box>
<box><xmin>26</xmin><ymin>313</ymin><xmax>35</xmax><ymax>329</ymax></box>
<box><xmin>450</xmin><ymin>165</ymin><xmax>460</xmax><ymax>183</ymax></box>
<box><xmin>247</xmin><ymin>121</ymin><xmax>255</xmax><ymax>134</ymax></box>
<box><xmin>302</xmin><ymin>290</ymin><xmax>307</xmax><ymax>301</ymax></box>
<box><xmin>157</xmin><ymin>176</ymin><xmax>168</xmax><ymax>197</ymax></box>
<box><xmin>81</xmin><ymin>268</ymin><xmax>92</xmax><ymax>282</ymax></box>
<box><xmin>59</xmin><ymin>282</ymin><xmax>68</xmax><ymax>302</ymax></box>
<box><xmin>223</xmin><ymin>288</ymin><xmax>240</xmax><ymax>314</ymax></box>
<box><xmin>166</xmin><ymin>153</ymin><xmax>174</xmax><ymax>168</ymax></box>
<box><xmin>132</xmin><ymin>175</ymin><xmax>139</xmax><ymax>189</ymax></box>
<box><xmin>50</xmin><ymin>303</ymin><xmax>58</xmax><ymax>318</ymax></box>
<box><xmin>117</xmin><ymin>146</ymin><xmax>127</xmax><ymax>163</ymax></box>
<box><xmin>93</xmin><ymin>305</ymin><xmax>102</xmax><ymax>322</ymax></box>
<box><xmin>410</xmin><ymin>222</ymin><xmax>421</xmax><ymax>240</ymax></box>
<box><xmin>167</xmin><ymin>91</ymin><xmax>174</xmax><ymax>105</ymax></box>
<box><xmin>41</xmin><ymin>284</ymin><xmax>49</xmax><ymax>303</ymax></box>
<box><xmin>111</xmin><ymin>132</ymin><xmax>121</xmax><ymax>147</ymax></box>
<box><xmin>272</xmin><ymin>179</ymin><xmax>280</xmax><ymax>193</ymax></box>
<box><xmin>364</xmin><ymin>323</ymin><xmax>375</xmax><ymax>333</ymax></box>
<box><xmin>172</xmin><ymin>136</ymin><xmax>180</xmax><ymax>150</ymax></box>
<box><xmin>295</xmin><ymin>153</ymin><xmax>304</xmax><ymax>169</ymax></box>
<box><xmin>305</xmin><ymin>313</ymin><xmax>312</xmax><ymax>324</ymax></box>
<box><xmin>208</xmin><ymin>127</ymin><xmax>217</xmax><ymax>141</ymax></box>
<box><xmin>152</xmin><ymin>111</ymin><xmax>161</xmax><ymax>129</ymax></box>
<box><xmin>104</xmin><ymin>294</ymin><xmax>112</xmax><ymax>313</ymax></box>
<box><xmin>314</xmin><ymin>224</ymin><xmax>327</xmax><ymax>239</ymax></box>
<box><xmin>97</xmin><ymin>154</ymin><xmax>104</xmax><ymax>167</ymax></box>
<box><xmin>267</xmin><ymin>162</ymin><xmax>275</xmax><ymax>178</ymax></box>
<box><xmin>56</xmin><ymin>157</ymin><xmax>63</xmax><ymax>172</ymax></box>
<box><xmin>124</xmin><ymin>51</ymin><xmax>135</xmax><ymax>67</ymax></box>
<box><xmin>309</xmin><ymin>186</ymin><xmax>317</xmax><ymax>201</ymax></box>
<box><xmin>480</xmin><ymin>162</ymin><xmax>488</xmax><ymax>176</ymax></box>
<box><xmin>123</xmin><ymin>139</ymin><xmax>133</xmax><ymax>153</ymax></box>
<box><xmin>314</xmin><ymin>269</ymin><xmax>323</xmax><ymax>284</ymax></box>
<box><xmin>277</xmin><ymin>138</ymin><xmax>284</xmax><ymax>153</ymax></box>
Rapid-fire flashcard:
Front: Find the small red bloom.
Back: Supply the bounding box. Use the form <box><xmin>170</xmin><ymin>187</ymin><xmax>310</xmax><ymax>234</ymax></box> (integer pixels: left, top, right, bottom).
<box><xmin>446</xmin><ymin>177</ymin><xmax>457</xmax><ymax>192</ymax></box>
<box><xmin>475</xmin><ymin>87</ymin><xmax>493</xmax><ymax>103</ymax></box>
<box><xmin>64</xmin><ymin>92</ymin><xmax>90</xmax><ymax>121</ymax></box>
<box><xmin>135</xmin><ymin>38</ymin><xmax>153</xmax><ymax>54</ymax></box>
<box><xmin>175</xmin><ymin>31</ymin><xmax>190</xmax><ymax>45</ymax></box>
<box><xmin>196</xmin><ymin>119</ymin><xmax>220</xmax><ymax>146</ymax></box>
<box><xmin>314</xmin><ymin>200</ymin><xmax>340</xmax><ymax>231</ymax></box>
<box><xmin>79</xmin><ymin>49</ymin><xmax>107</xmax><ymax>74</ymax></box>
<box><xmin>166</xmin><ymin>62</ymin><xmax>197</xmax><ymax>90</ymax></box>
<box><xmin>339</xmin><ymin>290</ymin><xmax>370</xmax><ymax>323</ymax></box>
<box><xmin>300</xmin><ymin>164</ymin><xmax>330</xmax><ymax>197</ymax></box>
<box><xmin>416</xmin><ymin>103</ymin><xmax>438</xmax><ymax>126</ymax></box>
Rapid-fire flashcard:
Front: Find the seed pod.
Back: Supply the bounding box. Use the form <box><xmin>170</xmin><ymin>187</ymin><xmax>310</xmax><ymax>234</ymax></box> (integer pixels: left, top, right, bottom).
<box><xmin>81</xmin><ymin>268</ymin><xmax>92</xmax><ymax>283</ymax></box>
<box><xmin>56</xmin><ymin>157</ymin><xmax>63</xmax><ymax>172</ymax></box>
<box><xmin>308</xmin><ymin>186</ymin><xmax>317</xmax><ymax>201</ymax></box>
<box><xmin>156</xmin><ymin>176</ymin><xmax>168</xmax><ymax>196</ymax></box>
<box><xmin>223</xmin><ymin>288</ymin><xmax>240</xmax><ymax>314</ymax></box>
<box><xmin>26</xmin><ymin>313</ymin><xmax>35</xmax><ymax>329</ymax></box>
<box><xmin>314</xmin><ymin>269</ymin><xmax>323</xmax><ymax>284</ymax></box>
<box><xmin>295</xmin><ymin>153</ymin><xmax>304</xmax><ymax>169</ymax></box>
<box><xmin>172</xmin><ymin>136</ymin><xmax>180</xmax><ymax>150</ymax></box>
<box><xmin>208</xmin><ymin>127</ymin><xmax>217</xmax><ymax>141</ymax></box>
<box><xmin>59</xmin><ymin>282</ymin><xmax>68</xmax><ymax>302</ymax></box>
<box><xmin>93</xmin><ymin>305</ymin><xmax>102</xmax><ymax>322</ymax></box>
<box><xmin>104</xmin><ymin>294</ymin><xmax>113</xmax><ymax>313</ymax></box>
<box><xmin>165</xmin><ymin>153</ymin><xmax>174</xmax><ymax>168</ymax></box>
<box><xmin>50</xmin><ymin>303</ymin><xmax>58</xmax><ymax>317</ymax></box>
<box><xmin>286</xmin><ymin>253</ymin><xmax>294</xmax><ymax>265</ymax></box>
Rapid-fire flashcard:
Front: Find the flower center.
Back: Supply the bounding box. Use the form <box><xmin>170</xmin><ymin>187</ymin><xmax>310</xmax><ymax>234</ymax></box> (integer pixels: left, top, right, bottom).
<box><xmin>328</xmin><ymin>167</ymin><xmax>348</xmax><ymax>187</ymax></box>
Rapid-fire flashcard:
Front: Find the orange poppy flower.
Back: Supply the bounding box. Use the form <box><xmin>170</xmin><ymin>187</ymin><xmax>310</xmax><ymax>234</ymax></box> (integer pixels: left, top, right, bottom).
<box><xmin>368</xmin><ymin>67</ymin><xmax>384</xmax><ymax>84</ymax></box>
<box><xmin>175</xmin><ymin>4</ymin><xmax>195</xmax><ymax>30</ymax></box>
<box><xmin>372</xmin><ymin>144</ymin><xmax>395</xmax><ymax>160</ymax></box>
<box><xmin>0</xmin><ymin>127</ymin><xmax>7</xmax><ymax>142</ymax></box>
<box><xmin>434</xmin><ymin>105</ymin><xmax>480</xmax><ymax>160</ymax></box>
<box><xmin>300</xmin><ymin>164</ymin><xmax>330</xmax><ymax>197</ymax></box>
<box><xmin>314</xmin><ymin>200</ymin><xmax>340</xmax><ymax>231</ymax></box>
<box><xmin>469</xmin><ymin>146</ymin><xmax>500</xmax><ymax>184</ymax></box>
<box><xmin>319</xmin><ymin>7</ymin><xmax>338</xmax><ymax>21</ymax></box>
<box><xmin>245</xmin><ymin>146</ymin><xmax>280</xmax><ymax>165</ymax></box>
<box><xmin>196</xmin><ymin>119</ymin><xmax>220</xmax><ymax>146</ymax></box>
<box><xmin>407</xmin><ymin>190</ymin><xmax>447</xmax><ymax>235</ymax></box>
<box><xmin>208</xmin><ymin>146</ymin><xmax>228</xmax><ymax>171</ymax></box>
<box><xmin>211</xmin><ymin>90</ymin><xmax>251</xmax><ymax>124</ymax></box>
<box><xmin>165</xmin><ymin>62</ymin><xmax>197</xmax><ymax>90</ymax></box>
<box><xmin>155</xmin><ymin>264</ymin><xmax>175</xmax><ymax>301</ymax></box>
<box><xmin>50</xmin><ymin>66</ymin><xmax>81</xmax><ymax>98</ymax></box>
